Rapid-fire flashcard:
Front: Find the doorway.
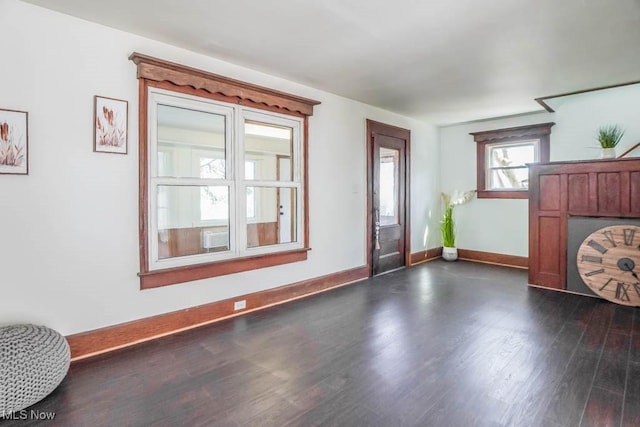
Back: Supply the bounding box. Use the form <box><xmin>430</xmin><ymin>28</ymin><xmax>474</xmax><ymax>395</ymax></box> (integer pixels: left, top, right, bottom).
<box><xmin>366</xmin><ymin>120</ymin><xmax>410</xmax><ymax>276</ymax></box>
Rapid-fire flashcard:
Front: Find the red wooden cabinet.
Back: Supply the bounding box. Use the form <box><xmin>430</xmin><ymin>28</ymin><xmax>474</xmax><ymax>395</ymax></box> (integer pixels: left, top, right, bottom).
<box><xmin>528</xmin><ymin>158</ymin><xmax>640</xmax><ymax>290</ymax></box>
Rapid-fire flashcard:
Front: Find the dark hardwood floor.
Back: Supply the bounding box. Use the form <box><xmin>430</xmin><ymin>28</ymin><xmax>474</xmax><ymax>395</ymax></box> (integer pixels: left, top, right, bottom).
<box><xmin>3</xmin><ymin>260</ymin><xmax>639</xmax><ymax>426</ymax></box>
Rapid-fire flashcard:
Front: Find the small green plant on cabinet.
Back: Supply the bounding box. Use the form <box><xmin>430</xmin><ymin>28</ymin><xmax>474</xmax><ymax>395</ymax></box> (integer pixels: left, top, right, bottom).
<box><xmin>597</xmin><ymin>125</ymin><xmax>625</xmax><ymax>148</ymax></box>
<box><xmin>440</xmin><ymin>190</ymin><xmax>476</xmax><ymax>248</ymax></box>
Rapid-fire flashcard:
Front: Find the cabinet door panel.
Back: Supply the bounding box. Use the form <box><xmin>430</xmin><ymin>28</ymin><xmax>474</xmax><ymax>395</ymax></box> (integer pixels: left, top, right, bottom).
<box><xmin>539</xmin><ymin>175</ymin><xmax>561</xmax><ymax>211</ymax></box>
<box><xmin>539</xmin><ymin>216</ymin><xmax>560</xmax><ymax>273</ymax></box>
<box><xmin>630</xmin><ymin>171</ymin><xmax>640</xmax><ymax>215</ymax></box>
<box><xmin>568</xmin><ymin>173</ymin><xmax>589</xmax><ymax>212</ymax></box>
<box><xmin>597</xmin><ymin>172</ymin><xmax>621</xmax><ymax>214</ymax></box>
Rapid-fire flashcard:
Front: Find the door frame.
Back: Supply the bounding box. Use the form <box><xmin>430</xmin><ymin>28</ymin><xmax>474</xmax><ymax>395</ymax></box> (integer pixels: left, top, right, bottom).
<box><xmin>366</xmin><ymin>119</ymin><xmax>411</xmax><ymax>276</ymax></box>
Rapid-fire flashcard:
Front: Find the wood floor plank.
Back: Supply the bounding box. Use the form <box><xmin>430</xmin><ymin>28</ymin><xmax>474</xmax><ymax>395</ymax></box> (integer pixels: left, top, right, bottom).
<box><xmin>581</xmin><ymin>386</ymin><xmax>623</xmax><ymax>427</ymax></box>
<box><xmin>623</xmin><ymin>388</ymin><xmax>640</xmax><ymax>427</ymax></box>
<box><xmin>542</xmin><ymin>347</ymin><xmax>601</xmax><ymax>427</ymax></box>
<box><xmin>629</xmin><ymin>309</ymin><xmax>640</xmax><ymax>364</ymax></box>
<box><xmin>541</xmin><ymin>300</ymin><xmax>616</xmax><ymax>427</ymax></box>
<box><xmin>592</xmin><ymin>332</ymin><xmax>630</xmax><ymax>395</ymax></box>
<box><xmin>498</xmin><ymin>320</ymin><xmax>588</xmax><ymax>426</ymax></box>
<box><xmin>2</xmin><ymin>260</ymin><xmax>636</xmax><ymax>426</ymax></box>
<box><xmin>609</xmin><ymin>305</ymin><xmax>634</xmax><ymax>336</ymax></box>
<box><xmin>624</xmin><ymin>361</ymin><xmax>640</xmax><ymax>399</ymax></box>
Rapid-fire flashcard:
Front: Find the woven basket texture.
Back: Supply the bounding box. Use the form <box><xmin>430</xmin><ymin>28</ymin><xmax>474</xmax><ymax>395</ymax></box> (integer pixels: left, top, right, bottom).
<box><xmin>0</xmin><ymin>324</ymin><xmax>70</xmax><ymax>415</ymax></box>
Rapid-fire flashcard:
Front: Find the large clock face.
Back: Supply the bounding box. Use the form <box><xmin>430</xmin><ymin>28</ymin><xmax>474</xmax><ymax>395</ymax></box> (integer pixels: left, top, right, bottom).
<box><xmin>577</xmin><ymin>225</ymin><xmax>640</xmax><ymax>307</ymax></box>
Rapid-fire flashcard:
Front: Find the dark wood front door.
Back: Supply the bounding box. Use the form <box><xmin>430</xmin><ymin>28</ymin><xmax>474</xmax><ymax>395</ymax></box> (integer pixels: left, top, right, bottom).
<box><xmin>367</xmin><ymin>120</ymin><xmax>410</xmax><ymax>276</ymax></box>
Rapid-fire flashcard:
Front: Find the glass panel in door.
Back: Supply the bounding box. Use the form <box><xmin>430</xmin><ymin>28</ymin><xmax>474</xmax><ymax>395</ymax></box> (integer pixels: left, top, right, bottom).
<box><xmin>379</xmin><ymin>147</ymin><xmax>400</xmax><ymax>226</ymax></box>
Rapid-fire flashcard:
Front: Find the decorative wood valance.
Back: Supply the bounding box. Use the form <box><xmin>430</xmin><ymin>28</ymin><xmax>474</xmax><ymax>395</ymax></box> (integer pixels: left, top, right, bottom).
<box><xmin>128</xmin><ymin>52</ymin><xmax>320</xmax><ymax>116</ymax></box>
<box><xmin>470</xmin><ymin>122</ymin><xmax>555</xmax><ymax>143</ymax></box>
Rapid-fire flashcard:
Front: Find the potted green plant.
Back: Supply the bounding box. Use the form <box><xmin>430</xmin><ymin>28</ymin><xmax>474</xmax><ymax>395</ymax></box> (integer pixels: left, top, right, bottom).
<box><xmin>441</xmin><ymin>190</ymin><xmax>476</xmax><ymax>261</ymax></box>
<box><xmin>597</xmin><ymin>124</ymin><xmax>625</xmax><ymax>159</ymax></box>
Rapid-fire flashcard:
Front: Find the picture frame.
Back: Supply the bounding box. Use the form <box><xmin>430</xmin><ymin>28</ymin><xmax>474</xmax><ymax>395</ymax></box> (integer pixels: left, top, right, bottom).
<box><xmin>0</xmin><ymin>108</ymin><xmax>29</xmax><ymax>175</ymax></box>
<box><xmin>94</xmin><ymin>95</ymin><xmax>128</xmax><ymax>154</ymax></box>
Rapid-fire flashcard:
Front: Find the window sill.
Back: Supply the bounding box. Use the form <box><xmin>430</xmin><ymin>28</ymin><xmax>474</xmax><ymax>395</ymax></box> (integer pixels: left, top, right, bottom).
<box><xmin>139</xmin><ymin>248</ymin><xmax>310</xmax><ymax>289</ymax></box>
<box><xmin>477</xmin><ymin>190</ymin><xmax>529</xmax><ymax>200</ymax></box>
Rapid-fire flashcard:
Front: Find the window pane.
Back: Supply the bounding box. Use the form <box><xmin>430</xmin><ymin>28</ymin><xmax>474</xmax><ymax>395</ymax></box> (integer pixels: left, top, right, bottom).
<box><xmin>245</xmin><ymin>161</ymin><xmax>256</xmax><ymax>218</ymax></box>
<box><xmin>246</xmin><ymin>187</ymin><xmax>297</xmax><ymax>248</ymax></box>
<box><xmin>488</xmin><ymin>142</ymin><xmax>536</xmax><ymax>168</ymax></box>
<box><xmin>245</xmin><ymin>160</ymin><xmax>256</xmax><ymax>180</ymax></box>
<box><xmin>200</xmin><ymin>186</ymin><xmax>228</xmax><ymax>221</ymax></box>
<box><xmin>157</xmin><ymin>185</ymin><xmax>229</xmax><ymax>259</ymax></box>
<box><xmin>199</xmin><ymin>158</ymin><xmax>225</xmax><ymax>179</ymax></box>
<box><xmin>379</xmin><ymin>147</ymin><xmax>400</xmax><ymax>226</ymax></box>
<box><xmin>489</xmin><ymin>167</ymin><xmax>529</xmax><ymax>190</ymax></box>
<box><xmin>244</xmin><ymin>120</ymin><xmax>293</xmax><ymax>181</ymax></box>
<box><xmin>157</xmin><ymin>104</ymin><xmax>226</xmax><ymax>178</ymax></box>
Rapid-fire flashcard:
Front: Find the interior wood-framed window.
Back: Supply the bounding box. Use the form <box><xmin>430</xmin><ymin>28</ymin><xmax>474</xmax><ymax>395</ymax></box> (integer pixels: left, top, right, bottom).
<box><xmin>130</xmin><ymin>53</ymin><xmax>319</xmax><ymax>289</ymax></box>
<box><xmin>471</xmin><ymin>123</ymin><xmax>554</xmax><ymax>199</ymax></box>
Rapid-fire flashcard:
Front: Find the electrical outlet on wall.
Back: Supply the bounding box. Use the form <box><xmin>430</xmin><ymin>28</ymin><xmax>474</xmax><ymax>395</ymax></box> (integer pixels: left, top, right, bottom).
<box><xmin>233</xmin><ymin>300</ymin><xmax>247</xmax><ymax>311</ymax></box>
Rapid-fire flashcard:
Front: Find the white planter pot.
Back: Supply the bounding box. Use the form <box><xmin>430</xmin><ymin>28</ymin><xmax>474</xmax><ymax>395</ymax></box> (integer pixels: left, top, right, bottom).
<box><xmin>601</xmin><ymin>147</ymin><xmax>616</xmax><ymax>159</ymax></box>
<box><xmin>442</xmin><ymin>246</ymin><xmax>458</xmax><ymax>261</ymax></box>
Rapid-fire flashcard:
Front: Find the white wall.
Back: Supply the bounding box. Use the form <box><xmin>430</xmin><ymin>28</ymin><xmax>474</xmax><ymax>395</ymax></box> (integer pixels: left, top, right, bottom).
<box><xmin>549</xmin><ymin>85</ymin><xmax>640</xmax><ymax>161</ymax></box>
<box><xmin>440</xmin><ymin>85</ymin><xmax>640</xmax><ymax>256</ymax></box>
<box><xmin>0</xmin><ymin>0</ymin><xmax>440</xmax><ymax>335</ymax></box>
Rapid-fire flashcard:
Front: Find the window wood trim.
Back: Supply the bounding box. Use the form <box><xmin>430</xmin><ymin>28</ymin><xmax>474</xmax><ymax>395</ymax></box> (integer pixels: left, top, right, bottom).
<box><xmin>129</xmin><ymin>53</ymin><xmax>320</xmax><ymax>116</ymax></box>
<box><xmin>471</xmin><ymin>123</ymin><xmax>554</xmax><ymax>199</ymax></box>
<box><xmin>139</xmin><ymin>249</ymin><xmax>310</xmax><ymax>289</ymax></box>
<box><xmin>131</xmin><ymin>54</ymin><xmax>319</xmax><ymax>289</ymax></box>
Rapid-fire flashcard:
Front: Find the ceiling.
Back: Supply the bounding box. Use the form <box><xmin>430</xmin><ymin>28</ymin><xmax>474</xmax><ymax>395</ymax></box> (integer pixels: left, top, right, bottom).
<box><xmin>22</xmin><ymin>0</ymin><xmax>640</xmax><ymax>125</ymax></box>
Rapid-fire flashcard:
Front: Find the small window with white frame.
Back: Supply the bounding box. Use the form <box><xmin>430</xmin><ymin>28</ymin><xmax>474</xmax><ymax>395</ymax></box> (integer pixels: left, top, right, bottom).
<box><xmin>471</xmin><ymin>123</ymin><xmax>554</xmax><ymax>199</ymax></box>
<box><xmin>486</xmin><ymin>140</ymin><xmax>539</xmax><ymax>191</ymax></box>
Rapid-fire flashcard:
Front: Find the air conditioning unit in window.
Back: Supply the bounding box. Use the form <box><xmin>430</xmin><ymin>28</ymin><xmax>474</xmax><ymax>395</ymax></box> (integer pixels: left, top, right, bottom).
<box><xmin>202</xmin><ymin>230</ymin><xmax>228</xmax><ymax>249</ymax></box>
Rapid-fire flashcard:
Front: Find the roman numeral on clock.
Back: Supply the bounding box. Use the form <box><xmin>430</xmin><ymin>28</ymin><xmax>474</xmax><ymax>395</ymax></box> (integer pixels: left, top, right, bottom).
<box><xmin>585</xmin><ymin>269</ymin><xmax>605</xmax><ymax>277</ymax></box>
<box><xmin>603</xmin><ymin>231</ymin><xmax>617</xmax><ymax>247</ymax></box>
<box><xmin>587</xmin><ymin>240</ymin><xmax>608</xmax><ymax>254</ymax></box>
<box><xmin>616</xmin><ymin>282</ymin><xmax>631</xmax><ymax>302</ymax></box>
<box><xmin>581</xmin><ymin>255</ymin><xmax>602</xmax><ymax>263</ymax></box>
<box><xmin>599</xmin><ymin>278</ymin><xmax>614</xmax><ymax>291</ymax></box>
<box><xmin>634</xmin><ymin>283</ymin><xmax>640</xmax><ymax>298</ymax></box>
<box><xmin>624</xmin><ymin>228</ymin><xmax>636</xmax><ymax>246</ymax></box>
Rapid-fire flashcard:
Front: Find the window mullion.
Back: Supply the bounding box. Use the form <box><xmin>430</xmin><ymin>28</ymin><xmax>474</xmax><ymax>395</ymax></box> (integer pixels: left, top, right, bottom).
<box><xmin>235</xmin><ymin>106</ymin><xmax>245</xmax><ymax>256</ymax></box>
<box><xmin>247</xmin><ymin>180</ymin><xmax>299</xmax><ymax>188</ymax></box>
<box><xmin>152</xmin><ymin>177</ymin><xmax>234</xmax><ymax>186</ymax></box>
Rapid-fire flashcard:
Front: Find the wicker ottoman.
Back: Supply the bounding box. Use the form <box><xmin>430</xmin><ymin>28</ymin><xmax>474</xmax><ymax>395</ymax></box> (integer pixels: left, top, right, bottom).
<box><xmin>0</xmin><ymin>324</ymin><xmax>70</xmax><ymax>415</ymax></box>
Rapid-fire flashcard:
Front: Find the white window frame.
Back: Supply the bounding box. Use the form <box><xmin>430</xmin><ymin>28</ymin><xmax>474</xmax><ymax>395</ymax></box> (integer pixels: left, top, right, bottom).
<box><xmin>147</xmin><ymin>87</ymin><xmax>304</xmax><ymax>271</ymax></box>
<box><xmin>243</xmin><ymin>159</ymin><xmax>258</xmax><ymax>220</ymax></box>
<box><xmin>485</xmin><ymin>139</ymin><xmax>539</xmax><ymax>191</ymax></box>
<box><xmin>240</xmin><ymin>108</ymin><xmax>304</xmax><ymax>257</ymax></box>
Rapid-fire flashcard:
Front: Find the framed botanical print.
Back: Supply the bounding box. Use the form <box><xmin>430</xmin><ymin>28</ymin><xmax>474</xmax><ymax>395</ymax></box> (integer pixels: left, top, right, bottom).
<box><xmin>0</xmin><ymin>108</ymin><xmax>28</xmax><ymax>175</ymax></box>
<box><xmin>94</xmin><ymin>95</ymin><xmax>128</xmax><ymax>154</ymax></box>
